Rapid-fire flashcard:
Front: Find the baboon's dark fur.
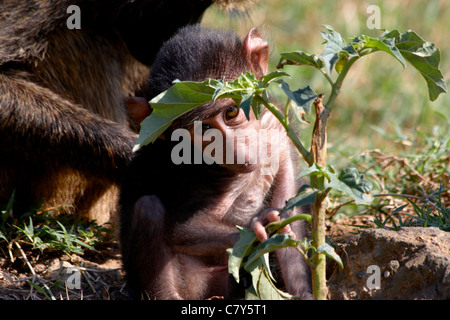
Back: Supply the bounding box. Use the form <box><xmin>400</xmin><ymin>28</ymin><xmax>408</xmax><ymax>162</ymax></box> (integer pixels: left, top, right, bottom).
<box><xmin>0</xmin><ymin>0</ymin><xmax>223</xmax><ymax>223</ymax></box>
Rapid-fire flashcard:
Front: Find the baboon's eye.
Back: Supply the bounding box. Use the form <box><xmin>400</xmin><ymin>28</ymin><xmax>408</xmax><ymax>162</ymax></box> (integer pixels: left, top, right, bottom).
<box><xmin>225</xmin><ymin>106</ymin><xmax>239</xmax><ymax>121</ymax></box>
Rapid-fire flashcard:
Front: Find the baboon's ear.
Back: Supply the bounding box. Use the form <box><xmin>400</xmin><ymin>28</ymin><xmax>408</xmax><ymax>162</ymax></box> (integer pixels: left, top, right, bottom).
<box><xmin>243</xmin><ymin>28</ymin><xmax>269</xmax><ymax>76</ymax></box>
<box><xmin>127</xmin><ymin>97</ymin><xmax>152</xmax><ymax>125</ymax></box>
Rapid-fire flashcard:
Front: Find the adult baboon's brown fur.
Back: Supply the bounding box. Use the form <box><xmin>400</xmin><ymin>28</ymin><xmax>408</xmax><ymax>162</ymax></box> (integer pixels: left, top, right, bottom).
<box><xmin>0</xmin><ymin>0</ymin><xmax>234</xmax><ymax>224</ymax></box>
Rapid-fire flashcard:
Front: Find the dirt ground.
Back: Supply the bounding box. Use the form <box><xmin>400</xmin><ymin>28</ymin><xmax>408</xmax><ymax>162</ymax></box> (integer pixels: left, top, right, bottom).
<box><xmin>0</xmin><ymin>240</ymin><xmax>127</xmax><ymax>300</ymax></box>
<box><xmin>328</xmin><ymin>226</ymin><xmax>450</xmax><ymax>299</ymax></box>
<box><xmin>0</xmin><ymin>214</ymin><xmax>376</xmax><ymax>300</ymax></box>
<box><xmin>1</xmin><ymin>214</ymin><xmax>448</xmax><ymax>300</ymax></box>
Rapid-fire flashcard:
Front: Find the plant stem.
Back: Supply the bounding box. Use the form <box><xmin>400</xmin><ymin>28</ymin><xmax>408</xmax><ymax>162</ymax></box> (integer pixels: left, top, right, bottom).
<box><xmin>309</xmin><ymin>94</ymin><xmax>329</xmax><ymax>300</ymax></box>
<box><xmin>268</xmin><ymin>55</ymin><xmax>356</xmax><ymax>300</ymax></box>
<box><xmin>258</xmin><ymin>96</ymin><xmax>313</xmax><ymax>165</ymax></box>
<box><xmin>320</xmin><ymin>69</ymin><xmax>334</xmax><ymax>87</ymax></box>
<box><xmin>324</xmin><ymin>56</ymin><xmax>358</xmax><ymax>111</ymax></box>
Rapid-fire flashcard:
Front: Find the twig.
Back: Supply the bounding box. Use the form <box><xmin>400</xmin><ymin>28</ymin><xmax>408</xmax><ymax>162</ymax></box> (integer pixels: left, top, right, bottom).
<box><xmin>79</xmin><ymin>265</ymin><xmax>98</xmax><ymax>298</ymax></box>
<box><xmin>354</xmin><ymin>149</ymin><xmax>439</xmax><ymax>188</ymax></box>
<box><xmin>328</xmin><ymin>191</ymin><xmax>445</xmax><ymax>217</ymax></box>
<box><xmin>14</xmin><ymin>241</ymin><xmax>36</xmax><ymax>276</ymax></box>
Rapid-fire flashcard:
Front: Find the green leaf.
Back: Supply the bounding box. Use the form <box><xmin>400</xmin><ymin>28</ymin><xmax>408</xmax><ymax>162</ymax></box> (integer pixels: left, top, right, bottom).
<box><xmin>211</xmin><ymin>72</ymin><xmax>268</xmax><ymax>120</ymax></box>
<box><xmin>320</xmin><ymin>26</ymin><xmax>347</xmax><ymax>75</ymax></box>
<box><xmin>239</xmin><ymin>90</ymin><xmax>253</xmax><ymax>120</ymax></box>
<box><xmin>0</xmin><ymin>230</ymin><xmax>7</xmax><ymax>242</ymax></box>
<box><xmin>244</xmin><ymin>234</ymin><xmax>299</xmax><ymax>272</ymax></box>
<box><xmin>227</xmin><ymin>226</ymin><xmax>259</xmax><ymax>283</ymax></box>
<box><xmin>251</xmin><ymin>94</ymin><xmax>266</xmax><ymax>120</ymax></box>
<box><xmin>278</xmin><ymin>51</ymin><xmax>325</xmax><ymax>70</ymax></box>
<box><xmin>279</xmin><ymin>83</ymin><xmax>317</xmax><ymax>115</ymax></box>
<box><xmin>1</xmin><ymin>190</ymin><xmax>14</xmax><ymax>225</ymax></box>
<box><xmin>246</xmin><ymin>266</ymin><xmax>264</xmax><ymax>299</ymax></box>
<box><xmin>27</xmin><ymin>281</ymin><xmax>56</xmax><ymax>300</ymax></box>
<box><xmin>257</xmin><ymin>267</ymin><xmax>294</xmax><ymax>300</ymax></box>
<box><xmin>328</xmin><ymin>167</ymin><xmax>374</xmax><ymax>204</ymax></box>
<box><xmin>392</xmin><ymin>30</ymin><xmax>447</xmax><ymax>101</ymax></box>
<box><xmin>338</xmin><ymin>168</ymin><xmax>373</xmax><ymax>194</ymax></box>
<box><xmin>297</xmin><ymin>163</ymin><xmax>323</xmax><ymax>179</ymax></box>
<box><xmin>361</xmin><ymin>34</ymin><xmax>406</xmax><ymax>67</ymax></box>
<box><xmin>135</xmin><ymin>71</ymin><xmax>285</xmax><ymax>151</ymax></box>
<box><xmin>300</xmin><ymin>238</ymin><xmax>315</xmax><ymax>253</ymax></box>
<box><xmin>283</xmin><ymin>185</ymin><xmax>317</xmax><ymax>213</ymax></box>
<box><xmin>228</xmin><ymin>221</ymin><xmax>306</xmax><ymax>299</ymax></box>
<box><xmin>134</xmin><ymin>80</ymin><xmax>216</xmax><ymax>150</ymax></box>
<box><xmin>316</xmin><ymin>243</ymin><xmax>343</xmax><ymax>269</ymax></box>
<box><xmin>26</xmin><ymin>217</ymin><xmax>34</xmax><ymax>236</ymax></box>
<box><xmin>261</xmin><ymin>71</ymin><xmax>290</xmax><ymax>86</ymax></box>
<box><xmin>334</xmin><ymin>54</ymin><xmax>346</xmax><ymax>74</ymax></box>
<box><xmin>245</xmin><ymin>263</ymin><xmax>294</xmax><ymax>300</ymax></box>
<box><xmin>73</xmin><ymin>238</ymin><xmax>97</xmax><ymax>252</ymax></box>
<box><xmin>265</xmin><ymin>214</ymin><xmax>312</xmax><ymax>241</ymax></box>
<box><xmin>213</xmin><ymin>72</ymin><xmax>258</xmax><ymax>99</ymax></box>
<box><xmin>322</xmin><ymin>24</ymin><xmax>334</xmax><ymax>32</ymax></box>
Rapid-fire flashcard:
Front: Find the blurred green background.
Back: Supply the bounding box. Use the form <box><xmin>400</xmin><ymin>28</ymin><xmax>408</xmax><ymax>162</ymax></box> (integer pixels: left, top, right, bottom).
<box><xmin>202</xmin><ymin>0</ymin><xmax>450</xmax><ymax>164</ymax></box>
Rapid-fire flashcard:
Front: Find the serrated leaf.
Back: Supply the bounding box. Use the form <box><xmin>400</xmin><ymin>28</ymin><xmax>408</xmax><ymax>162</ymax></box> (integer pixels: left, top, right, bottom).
<box><xmin>361</xmin><ymin>34</ymin><xmax>406</xmax><ymax>67</ymax></box>
<box><xmin>230</xmin><ymin>226</ymin><xmax>304</xmax><ymax>300</ymax></box>
<box><xmin>213</xmin><ymin>72</ymin><xmax>258</xmax><ymax>99</ymax></box>
<box><xmin>377</xmin><ymin>30</ymin><xmax>447</xmax><ymax>101</ymax></box>
<box><xmin>240</xmin><ymin>90</ymin><xmax>253</xmax><ymax>120</ymax></box>
<box><xmin>320</xmin><ymin>27</ymin><xmax>347</xmax><ymax>75</ymax></box>
<box><xmin>279</xmin><ymin>82</ymin><xmax>317</xmax><ymax>115</ymax></box>
<box><xmin>317</xmin><ymin>243</ymin><xmax>343</xmax><ymax>269</ymax></box>
<box><xmin>134</xmin><ymin>70</ymin><xmax>287</xmax><ymax>151</ymax></box>
<box><xmin>251</xmin><ymin>95</ymin><xmax>265</xmax><ymax>120</ymax></box>
<box><xmin>338</xmin><ymin>168</ymin><xmax>373</xmax><ymax>193</ymax></box>
<box><xmin>328</xmin><ymin>167</ymin><xmax>374</xmax><ymax>204</ymax></box>
<box><xmin>212</xmin><ymin>72</ymin><xmax>269</xmax><ymax>121</ymax></box>
<box><xmin>394</xmin><ymin>31</ymin><xmax>447</xmax><ymax>101</ymax></box>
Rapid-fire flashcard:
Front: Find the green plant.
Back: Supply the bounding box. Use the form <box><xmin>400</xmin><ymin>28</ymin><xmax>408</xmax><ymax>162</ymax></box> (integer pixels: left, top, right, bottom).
<box><xmin>332</xmin><ymin>125</ymin><xmax>450</xmax><ymax>232</ymax></box>
<box><xmin>134</xmin><ymin>26</ymin><xmax>446</xmax><ymax>300</ymax></box>
<box><xmin>0</xmin><ymin>192</ymin><xmax>110</xmax><ymax>264</ymax></box>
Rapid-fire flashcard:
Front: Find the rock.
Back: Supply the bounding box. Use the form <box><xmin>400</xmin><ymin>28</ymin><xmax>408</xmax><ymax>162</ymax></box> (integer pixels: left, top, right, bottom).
<box><xmin>327</xmin><ymin>227</ymin><xmax>450</xmax><ymax>300</ymax></box>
